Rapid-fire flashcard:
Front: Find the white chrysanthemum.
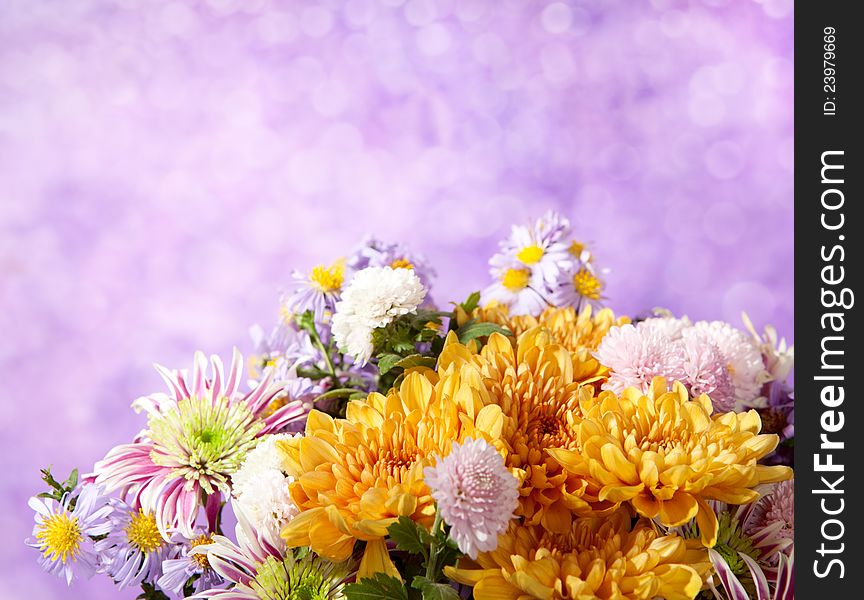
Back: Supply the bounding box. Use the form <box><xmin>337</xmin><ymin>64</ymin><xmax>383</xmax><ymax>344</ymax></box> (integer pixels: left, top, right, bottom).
<box><xmin>690</xmin><ymin>320</ymin><xmax>768</xmax><ymax>405</ymax></box>
<box><xmin>423</xmin><ymin>438</ymin><xmax>519</xmax><ymax>560</ymax></box>
<box><xmin>331</xmin><ymin>266</ymin><xmax>427</xmax><ymax>365</ymax></box>
<box><xmin>232</xmin><ymin>434</ymin><xmax>299</xmax><ymax>539</ymax></box>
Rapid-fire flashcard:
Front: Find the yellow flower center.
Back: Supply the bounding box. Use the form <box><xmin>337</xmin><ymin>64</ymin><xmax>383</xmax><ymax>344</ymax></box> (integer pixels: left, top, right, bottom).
<box><xmin>190</xmin><ymin>533</ymin><xmax>214</xmax><ymax>570</ymax></box>
<box><xmin>572</xmin><ymin>268</ymin><xmax>602</xmax><ymax>300</ymax></box>
<box><xmin>390</xmin><ymin>258</ymin><xmax>414</xmax><ymax>270</ymax></box>
<box><xmin>125</xmin><ymin>510</ymin><xmax>164</xmax><ymax>554</ymax></box>
<box><xmin>516</xmin><ymin>244</ymin><xmax>544</xmax><ymax>265</ymax></box>
<box><xmin>568</xmin><ymin>240</ymin><xmax>586</xmax><ymax>257</ymax></box>
<box><xmin>502</xmin><ymin>268</ymin><xmax>531</xmax><ymax>291</ymax></box>
<box><xmin>36</xmin><ymin>511</ymin><xmax>82</xmax><ymax>564</ymax></box>
<box><xmin>309</xmin><ymin>260</ymin><xmax>345</xmax><ymax>293</ymax></box>
<box><xmin>264</xmin><ymin>392</ymin><xmax>291</xmax><ymax>418</ymax></box>
<box><xmin>279</xmin><ymin>304</ymin><xmax>294</xmax><ymax>325</ymax></box>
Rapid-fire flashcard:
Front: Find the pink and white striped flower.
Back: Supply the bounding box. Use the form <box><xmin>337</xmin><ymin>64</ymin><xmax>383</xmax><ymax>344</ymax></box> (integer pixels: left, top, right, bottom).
<box><xmin>92</xmin><ymin>350</ymin><xmax>307</xmax><ymax>539</ymax></box>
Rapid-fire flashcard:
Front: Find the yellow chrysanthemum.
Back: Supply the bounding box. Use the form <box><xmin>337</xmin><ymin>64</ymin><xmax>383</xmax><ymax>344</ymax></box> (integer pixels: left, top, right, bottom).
<box><xmin>437</xmin><ymin>331</ymin><xmax>617</xmax><ymax>534</ymax></box>
<box><xmin>548</xmin><ymin>378</ymin><xmax>793</xmax><ymax>547</ymax></box>
<box><xmin>446</xmin><ymin>509</ymin><xmax>708</xmax><ymax>600</ymax></box>
<box><xmin>278</xmin><ymin>370</ymin><xmax>506</xmax><ymax>579</ymax></box>
<box><xmin>464</xmin><ymin>303</ymin><xmax>630</xmax><ymax>387</ymax></box>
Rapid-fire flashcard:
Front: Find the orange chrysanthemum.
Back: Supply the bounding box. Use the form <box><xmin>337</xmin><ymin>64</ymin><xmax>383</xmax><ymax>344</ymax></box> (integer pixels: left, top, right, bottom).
<box><xmin>465</xmin><ymin>303</ymin><xmax>629</xmax><ymax>386</ymax></box>
<box><xmin>437</xmin><ymin>330</ymin><xmax>617</xmax><ymax>534</ymax></box>
<box><xmin>446</xmin><ymin>509</ymin><xmax>708</xmax><ymax>600</ymax></box>
<box><xmin>548</xmin><ymin>378</ymin><xmax>793</xmax><ymax>547</ymax></box>
<box><xmin>277</xmin><ymin>370</ymin><xmax>506</xmax><ymax>579</ymax></box>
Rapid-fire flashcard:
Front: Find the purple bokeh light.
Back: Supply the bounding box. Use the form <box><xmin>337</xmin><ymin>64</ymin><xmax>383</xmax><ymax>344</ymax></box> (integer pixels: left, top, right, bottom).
<box><xmin>0</xmin><ymin>0</ymin><xmax>792</xmax><ymax>596</ymax></box>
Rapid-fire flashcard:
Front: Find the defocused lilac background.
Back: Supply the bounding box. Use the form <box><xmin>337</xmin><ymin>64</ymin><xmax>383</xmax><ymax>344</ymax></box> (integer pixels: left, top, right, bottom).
<box><xmin>0</xmin><ymin>0</ymin><xmax>792</xmax><ymax>596</ymax></box>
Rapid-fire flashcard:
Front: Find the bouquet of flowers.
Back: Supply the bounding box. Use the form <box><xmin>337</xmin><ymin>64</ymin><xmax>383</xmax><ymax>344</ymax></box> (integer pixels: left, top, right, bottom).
<box><xmin>27</xmin><ymin>212</ymin><xmax>794</xmax><ymax>600</ymax></box>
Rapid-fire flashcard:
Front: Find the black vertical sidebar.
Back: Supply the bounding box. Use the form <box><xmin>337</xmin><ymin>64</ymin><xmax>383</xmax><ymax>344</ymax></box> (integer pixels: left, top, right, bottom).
<box><xmin>794</xmin><ymin>1</ymin><xmax>862</xmax><ymax>597</ymax></box>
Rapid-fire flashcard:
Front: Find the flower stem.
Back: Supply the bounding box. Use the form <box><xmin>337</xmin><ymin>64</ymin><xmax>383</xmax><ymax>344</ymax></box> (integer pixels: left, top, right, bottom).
<box><xmin>425</xmin><ymin>510</ymin><xmax>444</xmax><ymax>580</ymax></box>
<box><xmin>308</xmin><ymin>324</ymin><xmax>340</xmax><ymax>383</ymax></box>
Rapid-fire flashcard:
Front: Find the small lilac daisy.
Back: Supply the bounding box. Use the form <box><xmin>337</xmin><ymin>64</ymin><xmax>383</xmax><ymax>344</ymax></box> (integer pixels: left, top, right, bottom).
<box><xmin>26</xmin><ymin>483</ymin><xmax>114</xmax><ymax>585</ymax></box>
<box><xmin>346</xmin><ymin>235</ymin><xmax>436</xmax><ymax>292</ymax></box>
<box><xmin>157</xmin><ymin>531</ymin><xmax>224</xmax><ymax>596</ymax></box>
<box><xmin>282</xmin><ymin>259</ymin><xmax>345</xmax><ymax>322</ymax></box>
<box><xmin>493</xmin><ymin>212</ymin><xmax>573</xmax><ymax>289</ymax></box>
<box><xmin>423</xmin><ymin>438</ymin><xmax>519</xmax><ymax>559</ymax></box>
<box><xmin>550</xmin><ymin>263</ymin><xmax>607</xmax><ymax>311</ymax></box>
<box><xmin>483</xmin><ymin>212</ymin><xmax>610</xmax><ymax>315</ymax></box>
<box><xmin>481</xmin><ymin>265</ymin><xmax>550</xmax><ymax>316</ymax></box>
<box><xmin>96</xmin><ymin>500</ymin><xmax>174</xmax><ymax>590</ymax></box>
<box><xmin>249</xmin><ymin>321</ymin><xmax>319</xmax><ymax>373</ymax></box>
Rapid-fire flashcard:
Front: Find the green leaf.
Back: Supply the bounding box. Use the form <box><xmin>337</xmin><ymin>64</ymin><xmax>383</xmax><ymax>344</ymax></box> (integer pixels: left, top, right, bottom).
<box><xmin>392</xmin><ymin>339</ymin><xmax>416</xmax><ymax>354</ymax></box>
<box><xmin>459</xmin><ymin>291</ymin><xmax>481</xmax><ymax>314</ymax></box>
<box><xmin>63</xmin><ymin>468</ymin><xmax>79</xmax><ymax>491</ymax></box>
<box><xmin>137</xmin><ymin>582</ymin><xmax>171</xmax><ymax>600</ymax></box>
<box><xmin>388</xmin><ymin>516</ymin><xmax>428</xmax><ymax>556</ymax></box>
<box><xmin>456</xmin><ymin>321</ymin><xmax>512</xmax><ymax>345</ymax></box>
<box><xmin>395</xmin><ymin>354</ymin><xmax>437</xmax><ymax>371</ymax></box>
<box><xmin>378</xmin><ymin>353</ymin><xmax>403</xmax><ymax>376</ymax></box>
<box><xmin>40</xmin><ymin>467</ymin><xmax>64</xmax><ymax>492</ymax></box>
<box><xmin>411</xmin><ymin>577</ymin><xmax>462</xmax><ymax>600</ymax></box>
<box><xmin>345</xmin><ymin>573</ymin><xmax>409</xmax><ymax>600</ymax></box>
<box><xmin>349</xmin><ymin>391</ymin><xmax>369</xmax><ymax>400</ymax></box>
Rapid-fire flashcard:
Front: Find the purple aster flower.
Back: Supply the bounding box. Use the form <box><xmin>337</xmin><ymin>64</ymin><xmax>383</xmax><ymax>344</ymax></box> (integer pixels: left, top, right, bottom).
<box><xmin>157</xmin><ymin>531</ymin><xmax>224</xmax><ymax>596</ymax></box>
<box><xmin>481</xmin><ymin>264</ymin><xmax>550</xmax><ymax>316</ymax></box>
<box><xmin>492</xmin><ymin>212</ymin><xmax>573</xmax><ymax>290</ymax></box>
<box><xmin>423</xmin><ymin>438</ymin><xmax>519</xmax><ymax>559</ymax></box>
<box><xmin>483</xmin><ymin>212</ymin><xmax>610</xmax><ymax>315</ymax></box>
<box><xmin>95</xmin><ymin>499</ymin><xmax>174</xmax><ymax>590</ymax></box>
<box><xmin>26</xmin><ymin>483</ymin><xmax>114</xmax><ymax>585</ymax></box>
<box><xmin>249</xmin><ymin>321</ymin><xmax>319</xmax><ymax>371</ymax></box>
<box><xmin>346</xmin><ymin>235</ymin><xmax>436</xmax><ymax>292</ymax></box>
<box><xmin>282</xmin><ymin>259</ymin><xmax>345</xmax><ymax>322</ymax></box>
<box><xmin>549</xmin><ymin>263</ymin><xmax>607</xmax><ymax>311</ymax></box>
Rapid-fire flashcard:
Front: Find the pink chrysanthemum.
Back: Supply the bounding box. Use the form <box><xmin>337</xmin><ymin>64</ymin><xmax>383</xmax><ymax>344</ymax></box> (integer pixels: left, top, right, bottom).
<box><xmin>679</xmin><ymin>331</ymin><xmax>736</xmax><ymax>411</ymax></box>
<box><xmin>690</xmin><ymin>320</ymin><xmax>768</xmax><ymax>405</ymax></box>
<box><xmin>596</xmin><ymin>320</ymin><xmax>741</xmax><ymax>412</ymax></box>
<box><xmin>593</xmin><ymin>323</ymin><xmax>682</xmax><ymax>394</ymax></box>
<box><xmin>423</xmin><ymin>438</ymin><xmax>519</xmax><ymax>559</ymax></box>
<box><xmin>746</xmin><ymin>480</ymin><xmax>794</xmax><ymax>549</ymax></box>
<box><xmin>93</xmin><ymin>350</ymin><xmax>307</xmax><ymax>539</ymax></box>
